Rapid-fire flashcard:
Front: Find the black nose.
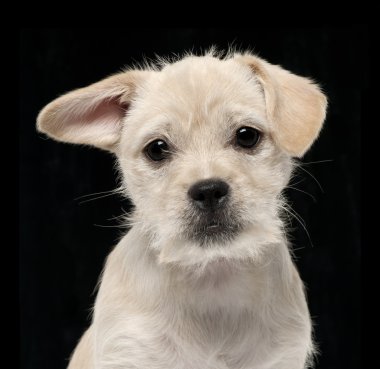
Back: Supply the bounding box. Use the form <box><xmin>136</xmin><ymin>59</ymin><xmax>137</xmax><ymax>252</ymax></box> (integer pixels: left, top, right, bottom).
<box><xmin>188</xmin><ymin>179</ymin><xmax>230</xmax><ymax>211</ymax></box>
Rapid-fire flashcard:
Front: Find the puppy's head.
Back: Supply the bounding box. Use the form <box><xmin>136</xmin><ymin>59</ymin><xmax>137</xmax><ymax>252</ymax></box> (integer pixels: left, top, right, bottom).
<box><xmin>37</xmin><ymin>52</ymin><xmax>327</xmax><ymax>268</ymax></box>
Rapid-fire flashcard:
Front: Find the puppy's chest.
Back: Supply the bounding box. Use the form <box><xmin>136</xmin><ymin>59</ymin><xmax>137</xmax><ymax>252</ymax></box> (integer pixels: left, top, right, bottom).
<box><xmin>98</xmin><ymin>312</ymin><xmax>272</xmax><ymax>369</ymax></box>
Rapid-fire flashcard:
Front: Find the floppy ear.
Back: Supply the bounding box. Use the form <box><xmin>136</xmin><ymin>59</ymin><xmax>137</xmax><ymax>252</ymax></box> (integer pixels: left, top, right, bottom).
<box><xmin>235</xmin><ymin>54</ymin><xmax>327</xmax><ymax>157</ymax></box>
<box><xmin>37</xmin><ymin>70</ymin><xmax>150</xmax><ymax>152</ymax></box>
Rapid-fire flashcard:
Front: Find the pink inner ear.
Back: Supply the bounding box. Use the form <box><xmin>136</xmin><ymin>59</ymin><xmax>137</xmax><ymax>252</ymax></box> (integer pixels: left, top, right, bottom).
<box><xmin>37</xmin><ymin>71</ymin><xmax>148</xmax><ymax>149</ymax></box>
<box><xmin>50</xmin><ymin>94</ymin><xmax>131</xmax><ymax>147</ymax></box>
<box><xmin>82</xmin><ymin>96</ymin><xmax>127</xmax><ymax>129</ymax></box>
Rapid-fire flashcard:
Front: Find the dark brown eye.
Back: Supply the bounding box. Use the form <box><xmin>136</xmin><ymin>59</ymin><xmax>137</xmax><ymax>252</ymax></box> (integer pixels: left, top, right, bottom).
<box><xmin>145</xmin><ymin>140</ymin><xmax>170</xmax><ymax>161</ymax></box>
<box><xmin>236</xmin><ymin>127</ymin><xmax>260</xmax><ymax>148</ymax></box>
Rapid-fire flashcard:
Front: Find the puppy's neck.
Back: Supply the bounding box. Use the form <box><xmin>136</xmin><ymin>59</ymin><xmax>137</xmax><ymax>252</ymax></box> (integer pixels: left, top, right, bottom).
<box><xmin>115</xmin><ymin>225</ymin><xmax>292</xmax><ymax>315</ymax></box>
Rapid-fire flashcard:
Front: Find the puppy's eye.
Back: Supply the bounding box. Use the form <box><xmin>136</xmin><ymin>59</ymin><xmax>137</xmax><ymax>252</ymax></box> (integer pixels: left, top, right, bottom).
<box><xmin>145</xmin><ymin>140</ymin><xmax>170</xmax><ymax>161</ymax></box>
<box><xmin>236</xmin><ymin>127</ymin><xmax>260</xmax><ymax>148</ymax></box>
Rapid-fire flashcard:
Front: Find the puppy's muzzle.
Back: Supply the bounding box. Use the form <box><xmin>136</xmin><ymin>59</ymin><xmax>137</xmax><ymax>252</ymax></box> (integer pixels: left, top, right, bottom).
<box><xmin>188</xmin><ymin>179</ymin><xmax>229</xmax><ymax>211</ymax></box>
<box><xmin>186</xmin><ymin>179</ymin><xmax>238</xmax><ymax>245</ymax></box>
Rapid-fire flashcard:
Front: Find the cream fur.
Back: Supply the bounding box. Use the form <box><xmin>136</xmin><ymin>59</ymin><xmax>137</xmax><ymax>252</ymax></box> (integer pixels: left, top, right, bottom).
<box><xmin>37</xmin><ymin>50</ymin><xmax>327</xmax><ymax>369</ymax></box>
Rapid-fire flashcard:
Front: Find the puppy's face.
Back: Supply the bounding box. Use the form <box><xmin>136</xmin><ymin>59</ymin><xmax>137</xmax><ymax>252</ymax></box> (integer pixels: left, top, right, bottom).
<box><xmin>37</xmin><ymin>52</ymin><xmax>327</xmax><ymax>267</ymax></box>
<box><xmin>120</xmin><ymin>57</ymin><xmax>292</xmax><ymax>262</ymax></box>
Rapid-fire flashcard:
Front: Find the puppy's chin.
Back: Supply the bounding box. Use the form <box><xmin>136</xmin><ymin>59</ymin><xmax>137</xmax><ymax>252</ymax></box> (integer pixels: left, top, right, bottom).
<box><xmin>155</xmin><ymin>221</ymin><xmax>284</xmax><ymax>271</ymax></box>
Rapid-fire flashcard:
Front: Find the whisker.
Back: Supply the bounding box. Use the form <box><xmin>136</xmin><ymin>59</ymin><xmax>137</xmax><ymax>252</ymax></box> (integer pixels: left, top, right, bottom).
<box><xmin>283</xmin><ymin>204</ymin><xmax>306</xmax><ymax>227</ymax></box>
<box><xmin>285</xmin><ymin>186</ymin><xmax>316</xmax><ymax>202</ymax></box>
<box><xmin>74</xmin><ymin>188</ymin><xmax>124</xmax><ymax>201</ymax></box>
<box><xmin>292</xmin><ymin>246</ymin><xmax>306</xmax><ymax>252</ymax></box>
<box><xmin>296</xmin><ymin>166</ymin><xmax>324</xmax><ymax>193</ymax></box>
<box><xmin>301</xmin><ymin>159</ymin><xmax>333</xmax><ymax>165</ymax></box>
<box><xmin>281</xmin><ymin>204</ymin><xmax>314</xmax><ymax>248</ymax></box>
<box><xmin>279</xmin><ymin>205</ymin><xmax>293</xmax><ymax>226</ymax></box>
<box><xmin>107</xmin><ymin>212</ymin><xmax>129</xmax><ymax>221</ymax></box>
<box><xmin>78</xmin><ymin>191</ymin><xmax>124</xmax><ymax>205</ymax></box>
<box><xmin>287</xmin><ymin>177</ymin><xmax>307</xmax><ymax>187</ymax></box>
<box><xmin>93</xmin><ymin>223</ymin><xmax>129</xmax><ymax>229</ymax></box>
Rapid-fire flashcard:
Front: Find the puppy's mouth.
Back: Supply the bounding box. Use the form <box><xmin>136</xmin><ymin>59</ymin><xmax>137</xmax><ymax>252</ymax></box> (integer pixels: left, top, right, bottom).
<box><xmin>187</xmin><ymin>217</ymin><xmax>241</xmax><ymax>246</ymax></box>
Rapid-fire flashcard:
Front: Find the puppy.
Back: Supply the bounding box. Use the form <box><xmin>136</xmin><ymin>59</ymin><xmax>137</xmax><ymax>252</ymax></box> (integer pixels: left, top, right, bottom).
<box><xmin>37</xmin><ymin>50</ymin><xmax>327</xmax><ymax>369</ymax></box>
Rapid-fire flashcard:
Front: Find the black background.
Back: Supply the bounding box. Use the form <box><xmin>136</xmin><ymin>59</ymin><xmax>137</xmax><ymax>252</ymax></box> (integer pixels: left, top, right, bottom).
<box><xmin>20</xmin><ymin>28</ymin><xmax>364</xmax><ymax>369</ymax></box>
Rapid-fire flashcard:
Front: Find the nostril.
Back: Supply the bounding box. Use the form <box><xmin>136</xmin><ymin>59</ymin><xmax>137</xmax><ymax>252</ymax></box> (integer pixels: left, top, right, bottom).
<box><xmin>214</xmin><ymin>190</ymin><xmax>222</xmax><ymax>199</ymax></box>
<box><xmin>198</xmin><ymin>193</ymin><xmax>205</xmax><ymax>202</ymax></box>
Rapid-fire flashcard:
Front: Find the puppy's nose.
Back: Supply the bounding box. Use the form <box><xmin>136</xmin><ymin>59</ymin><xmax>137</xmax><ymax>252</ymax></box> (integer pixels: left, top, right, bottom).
<box><xmin>188</xmin><ymin>179</ymin><xmax>230</xmax><ymax>211</ymax></box>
